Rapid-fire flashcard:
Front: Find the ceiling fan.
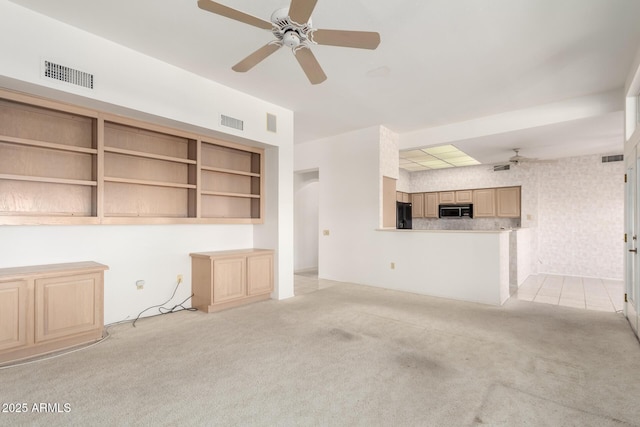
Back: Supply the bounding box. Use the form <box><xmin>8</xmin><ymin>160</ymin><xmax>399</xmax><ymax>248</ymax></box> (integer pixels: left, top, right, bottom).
<box><xmin>509</xmin><ymin>148</ymin><xmax>531</xmax><ymax>165</ymax></box>
<box><xmin>492</xmin><ymin>149</ymin><xmax>537</xmax><ymax>171</ymax></box>
<box><xmin>197</xmin><ymin>0</ymin><xmax>381</xmax><ymax>84</ymax></box>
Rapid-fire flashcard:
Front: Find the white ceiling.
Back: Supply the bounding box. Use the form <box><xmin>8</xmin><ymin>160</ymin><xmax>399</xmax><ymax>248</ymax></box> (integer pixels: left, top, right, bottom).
<box><xmin>8</xmin><ymin>0</ymin><xmax>640</xmax><ymax>164</ymax></box>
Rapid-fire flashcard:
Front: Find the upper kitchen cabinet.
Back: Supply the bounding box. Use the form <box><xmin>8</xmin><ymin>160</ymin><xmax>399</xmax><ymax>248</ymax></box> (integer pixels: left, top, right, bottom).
<box><xmin>396</xmin><ymin>191</ymin><xmax>409</xmax><ymax>203</ymax></box>
<box><xmin>473</xmin><ymin>188</ymin><xmax>496</xmax><ymax>218</ymax></box>
<box><xmin>411</xmin><ymin>193</ymin><xmax>424</xmax><ymax>218</ymax></box>
<box><xmin>439</xmin><ymin>190</ymin><xmax>472</xmax><ymax>204</ymax></box>
<box><xmin>424</xmin><ymin>193</ymin><xmax>438</xmax><ymax>218</ymax></box>
<box><xmin>496</xmin><ymin>186</ymin><xmax>521</xmax><ymax>218</ymax></box>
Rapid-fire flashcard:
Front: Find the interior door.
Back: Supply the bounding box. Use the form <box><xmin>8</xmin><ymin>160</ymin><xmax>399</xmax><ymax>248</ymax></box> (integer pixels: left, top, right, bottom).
<box><xmin>626</xmin><ymin>150</ymin><xmax>638</xmax><ymax>333</ymax></box>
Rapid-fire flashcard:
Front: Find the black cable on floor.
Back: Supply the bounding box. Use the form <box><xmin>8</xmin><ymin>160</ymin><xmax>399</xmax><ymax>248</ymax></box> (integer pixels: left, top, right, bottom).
<box><xmin>132</xmin><ymin>280</ymin><xmax>196</xmax><ymax>327</ymax></box>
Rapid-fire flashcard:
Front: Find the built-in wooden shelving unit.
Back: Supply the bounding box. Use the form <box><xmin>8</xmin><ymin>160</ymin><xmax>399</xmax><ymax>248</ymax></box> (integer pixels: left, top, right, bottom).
<box><xmin>0</xmin><ymin>90</ymin><xmax>264</xmax><ymax>225</ymax></box>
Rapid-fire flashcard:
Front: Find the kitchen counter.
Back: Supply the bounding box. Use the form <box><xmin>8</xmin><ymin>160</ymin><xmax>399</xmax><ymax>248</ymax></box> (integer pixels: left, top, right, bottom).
<box><xmin>376</xmin><ymin>228</ymin><xmax>513</xmax><ymax>233</ymax></box>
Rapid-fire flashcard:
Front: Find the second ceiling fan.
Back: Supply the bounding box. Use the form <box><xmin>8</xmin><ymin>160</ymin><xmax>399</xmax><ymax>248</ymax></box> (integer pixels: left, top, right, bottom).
<box><xmin>197</xmin><ymin>0</ymin><xmax>381</xmax><ymax>84</ymax></box>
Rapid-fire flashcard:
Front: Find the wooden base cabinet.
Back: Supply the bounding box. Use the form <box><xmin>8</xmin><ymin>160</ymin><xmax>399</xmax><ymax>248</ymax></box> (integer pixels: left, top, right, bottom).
<box><xmin>0</xmin><ymin>262</ymin><xmax>108</xmax><ymax>364</ymax></box>
<box><xmin>190</xmin><ymin>249</ymin><xmax>274</xmax><ymax>313</ymax></box>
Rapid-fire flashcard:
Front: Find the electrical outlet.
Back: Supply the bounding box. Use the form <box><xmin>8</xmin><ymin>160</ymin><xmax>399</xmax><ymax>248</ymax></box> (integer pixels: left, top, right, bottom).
<box><xmin>177</xmin><ymin>274</ymin><xmax>183</xmax><ymax>284</ymax></box>
<box><xmin>323</xmin><ymin>230</ymin><xmax>330</xmax><ymax>236</ymax></box>
<box><xmin>390</xmin><ymin>262</ymin><xmax>395</xmax><ymax>270</ymax></box>
<box><xmin>136</xmin><ymin>280</ymin><xmax>145</xmax><ymax>290</ymax></box>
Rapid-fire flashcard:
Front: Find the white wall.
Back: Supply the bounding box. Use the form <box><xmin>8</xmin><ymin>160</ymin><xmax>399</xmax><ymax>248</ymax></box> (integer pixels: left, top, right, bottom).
<box><xmin>0</xmin><ymin>1</ymin><xmax>295</xmax><ymax>323</ymax></box>
<box><xmin>295</xmin><ymin>126</ymin><xmax>510</xmax><ymax>305</ymax></box>
<box><xmin>295</xmin><ymin>126</ymin><xmax>381</xmax><ymax>282</ymax></box>
<box><xmin>536</xmin><ymin>156</ymin><xmax>623</xmax><ymax>279</ymax></box>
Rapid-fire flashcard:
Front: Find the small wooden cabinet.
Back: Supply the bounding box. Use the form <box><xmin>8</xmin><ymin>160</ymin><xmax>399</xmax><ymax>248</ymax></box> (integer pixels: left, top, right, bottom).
<box><xmin>424</xmin><ymin>192</ymin><xmax>439</xmax><ymax>218</ymax></box>
<box><xmin>0</xmin><ymin>262</ymin><xmax>107</xmax><ymax>364</ymax></box>
<box><xmin>411</xmin><ymin>193</ymin><xmax>424</xmax><ymax>218</ymax></box>
<box><xmin>497</xmin><ymin>186</ymin><xmax>521</xmax><ymax>218</ymax></box>
<box><xmin>190</xmin><ymin>249</ymin><xmax>274</xmax><ymax>313</ymax></box>
<box><xmin>473</xmin><ymin>188</ymin><xmax>496</xmax><ymax>217</ymax></box>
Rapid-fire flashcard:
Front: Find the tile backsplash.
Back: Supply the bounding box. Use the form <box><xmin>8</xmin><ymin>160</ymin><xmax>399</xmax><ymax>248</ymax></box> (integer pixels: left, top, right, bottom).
<box><xmin>413</xmin><ymin>217</ymin><xmax>520</xmax><ymax>230</ymax></box>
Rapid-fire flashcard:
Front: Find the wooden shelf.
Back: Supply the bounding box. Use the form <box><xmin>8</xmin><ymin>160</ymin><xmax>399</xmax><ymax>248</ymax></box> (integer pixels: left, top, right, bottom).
<box><xmin>201</xmin><ymin>191</ymin><xmax>261</xmax><ymax>199</ymax></box>
<box><xmin>104</xmin><ymin>146</ymin><xmax>196</xmax><ymax>164</ymax></box>
<box><xmin>0</xmin><ymin>173</ymin><xmax>97</xmax><ymax>187</ymax></box>
<box><xmin>201</xmin><ymin>165</ymin><xmax>260</xmax><ymax>177</ymax></box>
<box><xmin>0</xmin><ymin>134</ymin><xmax>97</xmax><ymax>155</ymax></box>
<box><xmin>0</xmin><ymin>90</ymin><xmax>264</xmax><ymax>224</ymax></box>
<box><xmin>104</xmin><ymin>176</ymin><xmax>196</xmax><ymax>189</ymax></box>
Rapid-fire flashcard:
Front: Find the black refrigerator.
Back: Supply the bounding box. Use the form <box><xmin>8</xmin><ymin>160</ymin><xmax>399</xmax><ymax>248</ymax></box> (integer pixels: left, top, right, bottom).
<box><xmin>396</xmin><ymin>202</ymin><xmax>412</xmax><ymax>229</ymax></box>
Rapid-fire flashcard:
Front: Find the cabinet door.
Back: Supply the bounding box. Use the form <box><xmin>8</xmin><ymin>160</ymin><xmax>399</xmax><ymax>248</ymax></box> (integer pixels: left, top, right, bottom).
<box><xmin>35</xmin><ymin>273</ymin><xmax>103</xmax><ymax>344</ymax></box>
<box><xmin>0</xmin><ymin>280</ymin><xmax>29</xmax><ymax>351</ymax></box>
<box><xmin>497</xmin><ymin>186</ymin><xmax>521</xmax><ymax>218</ymax></box>
<box><xmin>247</xmin><ymin>254</ymin><xmax>274</xmax><ymax>296</ymax></box>
<box><xmin>213</xmin><ymin>258</ymin><xmax>247</xmax><ymax>303</ymax></box>
<box><xmin>396</xmin><ymin>192</ymin><xmax>410</xmax><ymax>202</ymax></box>
<box><xmin>473</xmin><ymin>189</ymin><xmax>496</xmax><ymax>217</ymax></box>
<box><xmin>455</xmin><ymin>190</ymin><xmax>473</xmax><ymax>203</ymax></box>
<box><xmin>411</xmin><ymin>193</ymin><xmax>424</xmax><ymax>218</ymax></box>
<box><xmin>439</xmin><ymin>191</ymin><xmax>455</xmax><ymax>204</ymax></box>
<box><xmin>425</xmin><ymin>193</ymin><xmax>439</xmax><ymax>218</ymax></box>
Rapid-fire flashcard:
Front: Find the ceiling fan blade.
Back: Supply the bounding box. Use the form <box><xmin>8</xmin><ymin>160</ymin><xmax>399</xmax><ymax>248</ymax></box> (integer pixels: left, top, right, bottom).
<box><xmin>197</xmin><ymin>0</ymin><xmax>273</xmax><ymax>30</ymax></box>
<box><xmin>232</xmin><ymin>43</ymin><xmax>281</xmax><ymax>72</ymax></box>
<box><xmin>294</xmin><ymin>48</ymin><xmax>327</xmax><ymax>85</ymax></box>
<box><xmin>288</xmin><ymin>0</ymin><xmax>318</xmax><ymax>24</ymax></box>
<box><xmin>312</xmin><ymin>29</ymin><xmax>381</xmax><ymax>49</ymax></box>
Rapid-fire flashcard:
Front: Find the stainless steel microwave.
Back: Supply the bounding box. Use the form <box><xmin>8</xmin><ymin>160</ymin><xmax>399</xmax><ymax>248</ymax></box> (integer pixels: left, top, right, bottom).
<box><xmin>439</xmin><ymin>204</ymin><xmax>473</xmax><ymax>218</ymax></box>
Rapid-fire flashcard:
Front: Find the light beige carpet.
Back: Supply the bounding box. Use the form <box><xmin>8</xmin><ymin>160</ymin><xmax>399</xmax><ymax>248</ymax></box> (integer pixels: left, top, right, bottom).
<box><xmin>1</xmin><ymin>281</ymin><xmax>639</xmax><ymax>426</ymax></box>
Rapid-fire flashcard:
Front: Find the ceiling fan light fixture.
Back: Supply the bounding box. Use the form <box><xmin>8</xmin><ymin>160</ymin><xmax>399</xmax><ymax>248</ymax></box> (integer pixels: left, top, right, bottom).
<box><xmin>283</xmin><ymin>31</ymin><xmax>301</xmax><ymax>48</ymax></box>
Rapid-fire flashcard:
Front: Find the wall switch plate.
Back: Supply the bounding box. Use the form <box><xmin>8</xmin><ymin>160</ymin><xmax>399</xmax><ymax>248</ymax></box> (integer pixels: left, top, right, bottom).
<box><xmin>136</xmin><ymin>280</ymin><xmax>145</xmax><ymax>290</ymax></box>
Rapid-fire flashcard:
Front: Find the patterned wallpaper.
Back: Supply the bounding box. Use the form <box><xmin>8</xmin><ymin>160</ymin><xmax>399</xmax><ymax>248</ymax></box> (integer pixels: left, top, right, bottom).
<box><xmin>403</xmin><ymin>154</ymin><xmax>624</xmax><ymax>279</ymax></box>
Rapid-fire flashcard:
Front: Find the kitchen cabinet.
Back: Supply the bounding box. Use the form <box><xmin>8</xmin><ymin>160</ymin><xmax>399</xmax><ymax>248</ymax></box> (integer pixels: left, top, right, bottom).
<box><xmin>439</xmin><ymin>190</ymin><xmax>472</xmax><ymax>204</ymax></box>
<box><xmin>190</xmin><ymin>249</ymin><xmax>274</xmax><ymax>313</ymax></box>
<box><xmin>439</xmin><ymin>191</ymin><xmax>455</xmax><ymax>204</ymax></box>
<box><xmin>411</xmin><ymin>193</ymin><xmax>424</xmax><ymax>218</ymax></box>
<box><xmin>396</xmin><ymin>191</ymin><xmax>409</xmax><ymax>203</ymax></box>
<box><xmin>496</xmin><ymin>186</ymin><xmax>521</xmax><ymax>218</ymax></box>
<box><xmin>0</xmin><ymin>261</ymin><xmax>108</xmax><ymax>364</ymax></box>
<box><xmin>425</xmin><ymin>192</ymin><xmax>439</xmax><ymax>218</ymax></box>
<box><xmin>473</xmin><ymin>188</ymin><xmax>496</xmax><ymax>217</ymax></box>
<box><xmin>455</xmin><ymin>190</ymin><xmax>473</xmax><ymax>203</ymax></box>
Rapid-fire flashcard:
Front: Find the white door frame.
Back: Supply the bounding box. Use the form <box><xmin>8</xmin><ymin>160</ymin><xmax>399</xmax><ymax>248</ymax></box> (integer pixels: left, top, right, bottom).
<box><xmin>625</xmin><ymin>149</ymin><xmax>638</xmax><ymax>333</ymax></box>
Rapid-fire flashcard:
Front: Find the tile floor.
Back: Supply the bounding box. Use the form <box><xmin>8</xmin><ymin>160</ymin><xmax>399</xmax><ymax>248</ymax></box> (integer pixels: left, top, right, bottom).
<box><xmin>512</xmin><ymin>274</ymin><xmax>624</xmax><ymax>313</ymax></box>
<box><xmin>295</xmin><ymin>270</ymin><xmax>625</xmax><ymax>313</ymax></box>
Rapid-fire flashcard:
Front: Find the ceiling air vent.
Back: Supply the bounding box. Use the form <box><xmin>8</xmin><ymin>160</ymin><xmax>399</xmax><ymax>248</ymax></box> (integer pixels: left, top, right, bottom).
<box><xmin>493</xmin><ymin>164</ymin><xmax>510</xmax><ymax>172</ymax></box>
<box><xmin>602</xmin><ymin>154</ymin><xmax>623</xmax><ymax>163</ymax></box>
<box><xmin>43</xmin><ymin>60</ymin><xmax>94</xmax><ymax>89</ymax></box>
<box><xmin>220</xmin><ymin>114</ymin><xmax>244</xmax><ymax>131</ymax></box>
<box><xmin>266</xmin><ymin>113</ymin><xmax>277</xmax><ymax>133</ymax></box>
